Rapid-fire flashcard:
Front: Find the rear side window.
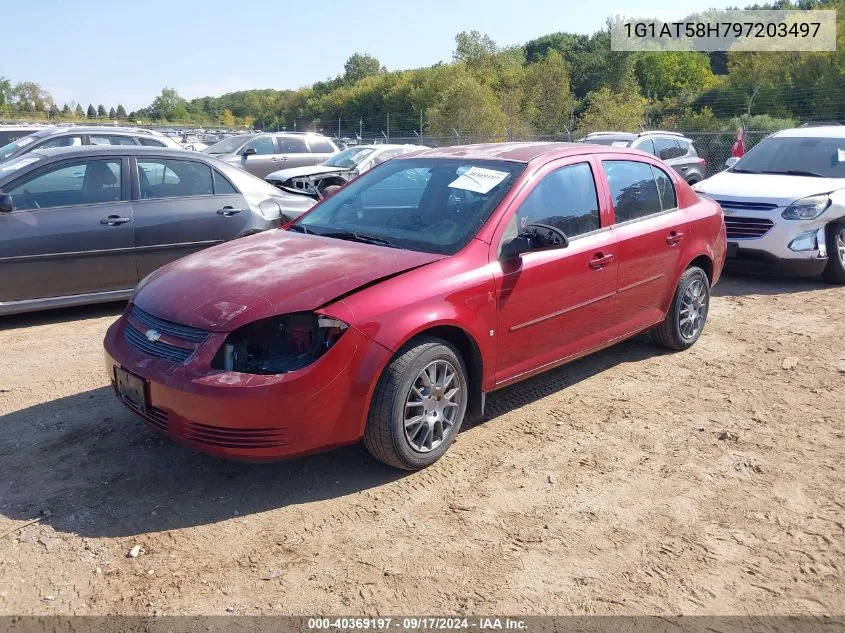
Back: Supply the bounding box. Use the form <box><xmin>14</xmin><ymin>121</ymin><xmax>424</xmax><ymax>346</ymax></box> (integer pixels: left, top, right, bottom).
<box><xmin>277</xmin><ymin>137</ymin><xmax>307</xmax><ymax>153</ymax></box>
<box><xmin>651</xmin><ymin>165</ymin><xmax>677</xmax><ymax>210</ymax></box>
<box><xmin>90</xmin><ymin>135</ymin><xmax>137</xmax><ymax>146</ymax></box>
<box><xmin>138</xmin><ymin>159</ymin><xmax>213</xmax><ymax>199</ymax></box>
<box><xmin>603</xmin><ymin>160</ymin><xmax>662</xmax><ymax>223</ymax></box>
<box><xmin>138</xmin><ymin>137</ymin><xmax>166</xmax><ymax>147</ymax></box>
<box><xmin>515</xmin><ymin>162</ymin><xmax>601</xmax><ymax>238</ymax></box>
<box><xmin>636</xmin><ymin>138</ymin><xmax>657</xmax><ymax>156</ymax></box>
<box><xmin>674</xmin><ymin>140</ymin><xmax>690</xmax><ymax>156</ymax></box>
<box><xmin>652</xmin><ymin>138</ymin><xmax>678</xmax><ymax>160</ymax></box>
<box><xmin>307</xmin><ymin>138</ymin><xmax>335</xmax><ymax>153</ymax></box>
<box><xmin>213</xmin><ymin>170</ymin><xmax>238</xmax><ymax>194</ymax></box>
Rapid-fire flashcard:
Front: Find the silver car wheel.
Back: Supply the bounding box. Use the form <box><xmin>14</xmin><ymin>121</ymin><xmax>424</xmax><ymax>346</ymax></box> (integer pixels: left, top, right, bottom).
<box><xmin>679</xmin><ymin>278</ymin><xmax>707</xmax><ymax>340</ymax></box>
<box><xmin>403</xmin><ymin>360</ymin><xmax>462</xmax><ymax>453</ymax></box>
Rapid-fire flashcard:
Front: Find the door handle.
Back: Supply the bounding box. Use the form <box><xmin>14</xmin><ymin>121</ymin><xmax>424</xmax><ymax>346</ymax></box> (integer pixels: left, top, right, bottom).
<box><xmin>217</xmin><ymin>206</ymin><xmax>244</xmax><ymax>216</ymax></box>
<box><xmin>680</xmin><ymin>166</ymin><xmax>689</xmax><ymax>171</ymax></box>
<box><xmin>666</xmin><ymin>231</ymin><xmax>684</xmax><ymax>245</ymax></box>
<box><xmin>589</xmin><ymin>253</ymin><xmax>615</xmax><ymax>270</ymax></box>
<box><xmin>100</xmin><ymin>215</ymin><xmax>130</xmax><ymax>225</ymax></box>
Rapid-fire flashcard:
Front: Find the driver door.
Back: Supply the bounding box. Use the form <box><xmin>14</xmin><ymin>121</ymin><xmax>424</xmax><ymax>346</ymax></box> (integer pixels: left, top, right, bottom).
<box><xmin>492</xmin><ymin>158</ymin><xmax>619</xmax><ymax>385</ymax></box>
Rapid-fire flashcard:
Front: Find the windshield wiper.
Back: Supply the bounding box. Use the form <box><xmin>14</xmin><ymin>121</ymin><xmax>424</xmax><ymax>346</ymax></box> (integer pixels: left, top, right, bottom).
<box><xmin>730</xmin><ymin>168</ymin><xmax>760</xmax><ymax>174</ymax></box>
<box><xmin>288</xmin><ymin>224</ymin><xmax>309</xmax><ymax>234</ymax></box>
<box><xmin>320</xmin><ymin>230</ymin><xmax>403</xmax><ymax>249</ymax></box>
<box><xmin>757</xmin><ymin>169</ymin><xmax>826</xmax><ymax>178</ymax></box>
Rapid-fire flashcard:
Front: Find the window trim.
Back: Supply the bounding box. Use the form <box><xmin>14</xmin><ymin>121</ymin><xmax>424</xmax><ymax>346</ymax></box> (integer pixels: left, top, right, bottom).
<box><xmin>212</xmin><ymin>169</ymin><xmax>240</xmax><ymax>195</ymax></box>
<box><xmin>131</xmin><ymin>156</ymin><xmax>217</xmax><ymax>202</ymax></box>
<box><xmin>599</xmin><ymin>157</ymin><xmax>680</xmax><ymax>227</ymax></box>
<box><xmin>2</xmin><ymin>156</ymin><xmax>129</xmax><ymax>213</ymax></box>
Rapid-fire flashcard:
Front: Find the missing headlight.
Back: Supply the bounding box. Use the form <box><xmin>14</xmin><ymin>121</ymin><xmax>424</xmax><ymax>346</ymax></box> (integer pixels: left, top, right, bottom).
<box><xmin>212</xmin><ymin>313</ymin><xmax>348</xmax><ymax>375</ymax></box>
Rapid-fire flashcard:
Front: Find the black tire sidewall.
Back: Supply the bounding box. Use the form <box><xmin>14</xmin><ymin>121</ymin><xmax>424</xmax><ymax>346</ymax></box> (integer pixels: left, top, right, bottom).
<box><xmin>671</xmin><ymin>268</ymin><xmax>710</xmax><ymax>347</ymax></box>
<box><xmin>824</xmin><ymin>222</ymin><xmax>845</xmax><ymax>281</ymax></box>
<box><xmin>388</xmin><ymin>343</ymin><xmax>468</xmax><ymax>469</ymax></box>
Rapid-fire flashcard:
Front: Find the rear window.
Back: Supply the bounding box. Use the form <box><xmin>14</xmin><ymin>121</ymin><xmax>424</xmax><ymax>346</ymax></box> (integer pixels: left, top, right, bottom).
<box><xmin>138</xmin><ymin>138</ymin><xmax>167</xmax><ymax>147</ymax></box>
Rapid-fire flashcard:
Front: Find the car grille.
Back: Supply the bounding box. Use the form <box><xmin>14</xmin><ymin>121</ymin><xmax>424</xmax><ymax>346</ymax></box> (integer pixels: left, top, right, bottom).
<box><xmin>181</xmin><ymin>421</ymin><xmax>292</xmax><ymax>449</ymax></box>
<box><xmin>725</xmin><ymin>216</ymin><xmax>775</xmax><ymax>239</ymax></box>
<box><xmin>116</xmin><ymin>393</ymin><xmax>169</xmax><ymax>433</ymax></box>
<box><xmin>130</xmin><ymin>305</ymin><xmax>209</xmax><ymax>343</ymax></box>
<box><xmin>715</xmin><ymin>199</ymin><xmax>778</xmax><ymax>212</ymax></box>
<box><xmin>125</xmin><ymin>323</ymin><xmax>194</xmax><ymax>363</ymax></box>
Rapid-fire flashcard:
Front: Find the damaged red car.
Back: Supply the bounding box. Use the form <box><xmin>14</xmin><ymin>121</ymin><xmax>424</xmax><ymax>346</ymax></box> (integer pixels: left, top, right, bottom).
<box><xmin>104</xmin><ymin>143</ymin><xmax>726</xmax><ymax>470</ymax></box>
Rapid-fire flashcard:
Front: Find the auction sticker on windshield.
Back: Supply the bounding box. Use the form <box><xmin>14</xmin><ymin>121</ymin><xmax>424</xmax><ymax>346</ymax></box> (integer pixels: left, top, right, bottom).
<box><xmin>448</xmin><ymin>167</ymin><xmax>509</xmax><ymax>194</ymax></box>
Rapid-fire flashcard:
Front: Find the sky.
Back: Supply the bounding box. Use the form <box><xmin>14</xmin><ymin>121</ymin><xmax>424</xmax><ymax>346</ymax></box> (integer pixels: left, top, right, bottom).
<box><xmin>3</xmin><ymin>0</ymin><xmax>741</xmax><ymax>111</ymax></box>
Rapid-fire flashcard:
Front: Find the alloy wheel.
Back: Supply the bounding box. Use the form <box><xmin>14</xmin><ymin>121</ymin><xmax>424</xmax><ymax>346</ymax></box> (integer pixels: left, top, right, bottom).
<box><xmin>679</xmin><ymin>279</ymin><xmax>707</xmax><ymax>340</ymax></box>
<box><xmin>403</xmin><ymin>360</ymin><xmax>462</xmax><ymax>453</ymax></box>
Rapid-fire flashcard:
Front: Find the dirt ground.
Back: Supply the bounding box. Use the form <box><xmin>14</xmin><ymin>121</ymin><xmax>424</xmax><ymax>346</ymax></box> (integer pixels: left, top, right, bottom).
<box><xmin>0</xmin><ymin>273</ymin><xmax>843</xmax><ymax>616</ymax></box>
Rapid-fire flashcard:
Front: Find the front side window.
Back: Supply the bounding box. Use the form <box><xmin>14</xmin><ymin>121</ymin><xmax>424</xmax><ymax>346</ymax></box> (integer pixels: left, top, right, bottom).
<box><xmin>37</xmin><ymin>135</ymin><xmax>84</xmax><ymax>149</ymax></box>
<box><xmin>138</xmin><ymin>159</ymin><xmax>213</xmax><ymax>199</ymax></box>
<box><xmin>90</xmin><ymin>135</ymin><xmax>137</xmax><ymax>146</ymax></box>
<box><xmin>5</xmin><ymin>159</ymin><xmax>122</xmax><ymax>210</ymax></box>
<box><xmin>603</xmin><ymin>160</ymin><xmax>663</xmax><ymax>223</ymax></box>
<box><xmin>277</xmin><ymin>137</ymin><xmax>307</xmax><ymax>153</ymax></box>
<box><xmin>514</xmin><ymin>162</ymin><xmax>601</xmax><ymax>239</ymax></box>
<box><xmin>245</xmin><ymin>136</ymin><xmax>275</xmax><ymax>155</ymax></box>
<box><xmin>295</xmin><ymin>158</ymin><xmax>525</xmax><ymax>255</ymax></box>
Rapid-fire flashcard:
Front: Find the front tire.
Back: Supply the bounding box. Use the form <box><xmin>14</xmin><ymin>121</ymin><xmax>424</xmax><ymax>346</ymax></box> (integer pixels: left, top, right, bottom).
<box><xmin>821</xmin><ymin>222</ymin><xmax>845</xmax><ymax>284</ymax></box>
<box><xmin>650</xmin><ymin>266</ymin><xmax>710</xmax><ymax>350</ymax></box>
<box><xmin>364</xmin><ymin>337</ymin><xmax>468</xmax><ymax>470</ymax></box>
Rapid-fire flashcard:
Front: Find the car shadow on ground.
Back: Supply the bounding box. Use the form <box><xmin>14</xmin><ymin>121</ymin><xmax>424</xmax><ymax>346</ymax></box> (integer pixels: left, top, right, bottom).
<box><xmin>0</xmin><ymin>337</ymin><xmax>662</xmax><ymax>539</ymax></box>
<box><xmin>0</xmin><ymin>302</ymin><xmax>126</xmax><ymax>332</ymax></box>
<box><xmin>713</xmin><ymin>270</ymin><xmax>830</xmax><ymax>297</ymax></box>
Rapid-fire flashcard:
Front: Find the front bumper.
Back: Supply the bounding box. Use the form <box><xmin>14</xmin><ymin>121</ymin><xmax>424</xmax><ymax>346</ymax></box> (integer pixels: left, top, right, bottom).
<box><xmin>103</xmin><ymin>308</ymin><xmax>391</xmax><ymax>461</ymax></box>
<box><xmin>723</xmin><ymin>210</ymin><xmax>829</xmax><ymax>278</ymax></box>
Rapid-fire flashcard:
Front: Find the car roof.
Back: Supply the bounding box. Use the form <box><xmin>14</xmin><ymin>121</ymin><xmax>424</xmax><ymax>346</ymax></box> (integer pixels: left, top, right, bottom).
<box><xmin>29</xmin><ymin>146</ymin><xmax>204</xmax><ymax>160</ymax></box>
<box><xmin>408</xmin><ymin>142</ymin><xmax>629</xmax><ymax>163</ymax></box>
<box><xmin>35</xmin><ymin>125</ymin><xmax>163</xmax><ymax>136</ymax></box>
<box><xmin>773</xmin><ymin>126</ymin><xmax>845</xmax><ymax>138</ymax></box>
<box><xmin>585</xmin><ymin>132</ymin><xmax>637</xmax><ymax>140</ymax></box>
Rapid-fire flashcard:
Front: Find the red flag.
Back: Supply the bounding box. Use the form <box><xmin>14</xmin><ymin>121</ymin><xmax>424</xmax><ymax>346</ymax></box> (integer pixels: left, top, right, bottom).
<box><xmin>731</xmin><ymin>127</ymin><xmax>745</xmax><ymax>158</ymax></box>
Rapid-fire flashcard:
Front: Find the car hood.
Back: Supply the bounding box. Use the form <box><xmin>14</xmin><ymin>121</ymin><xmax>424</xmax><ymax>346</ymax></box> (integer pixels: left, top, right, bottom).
<box><xmin>696</xmin><ymin>171</ymin><xmax>845</xmax><ymax>206</ymax></box>
<box><xmin>265</xmin><ymin>165</ymin><xmax>346</xmax><ymax>181</ymax></box>
<box><xmin>133</xmin><ymin>230</ymin><xmax>445</xmax><ymax>331</ymax></box>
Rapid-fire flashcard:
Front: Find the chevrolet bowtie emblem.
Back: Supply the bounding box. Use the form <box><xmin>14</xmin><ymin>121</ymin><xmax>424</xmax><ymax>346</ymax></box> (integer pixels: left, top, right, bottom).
<box><xmin>145</xmin><ymin>329</ymin><xmax>162</xmax><ymax>343</ymax></box>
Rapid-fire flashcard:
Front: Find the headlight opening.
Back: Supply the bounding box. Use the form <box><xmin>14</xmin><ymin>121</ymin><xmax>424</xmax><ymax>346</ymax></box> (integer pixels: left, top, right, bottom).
<box><xmin>212</xmin><ymin>313</ymin><xmax>348</xmax><ymax>375</ymax></box>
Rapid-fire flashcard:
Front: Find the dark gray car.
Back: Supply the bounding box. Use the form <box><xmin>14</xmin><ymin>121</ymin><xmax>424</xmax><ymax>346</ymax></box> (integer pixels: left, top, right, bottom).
<box><xmin>204</xmin><ymin>132</ymin><xmax>339</xmax><ymax>178</ymax></box>
<box><xmin>0</xmin><ymin>146</ymin><xmax>315</xmax><ymax>315</ymax></box>
<box><xmin>580</xmin><ymin>131</ymin><xmax>706</xmax><ymax>184</ymax></box>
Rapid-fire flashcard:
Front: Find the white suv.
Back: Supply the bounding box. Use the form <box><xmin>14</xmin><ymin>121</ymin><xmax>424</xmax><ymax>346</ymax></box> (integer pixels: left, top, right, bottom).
<box><xmin>693</xmin><ymin>126</ymin><xmax>845</xmax><ymax>283</ymax></box>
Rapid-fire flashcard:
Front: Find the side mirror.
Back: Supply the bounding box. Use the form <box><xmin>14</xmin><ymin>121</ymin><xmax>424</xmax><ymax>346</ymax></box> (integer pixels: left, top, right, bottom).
<box><xmin>242</xmin><ymin>147</ymin><xmax>257</xmax><ymax>157</ymax></box>
<box><xmin>0</xmin><ymin>193</ymin><xmax>13</xmax><ymax>213</ymax></box>
<box><xmin>500</xmin><ymin>235</ymin><xmax>534</xmax><ymax>260</ymax></box>
<box><xmin>725</xmin><ymin>156</ymin><xmax>739</xmax><ymax>169</ymax></box>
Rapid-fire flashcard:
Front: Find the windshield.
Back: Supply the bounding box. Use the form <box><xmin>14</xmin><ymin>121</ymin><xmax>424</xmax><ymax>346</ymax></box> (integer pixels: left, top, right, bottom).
<box><xmin>0</xmin><ymin>135</ymin><xmax>37</xmax><ymax>162</ymax></box>
<box><xmin>324</xmin><ymin>147</ymin><xmax>376</xmax><ymax>168</ymax></box>
<box><xmin>203</xmin><ymin>135</ymin><xmax>250</xmax><ymax>155</ymax></box>
<box><xmin>294</xmin><ymin>158</ymin><xmax>526</xmax><ymax>255</ymax></box>
<box><xmin>733</xmin><ymin>135</ymin><xmax>845</xmax><ymax>179</ymax></box>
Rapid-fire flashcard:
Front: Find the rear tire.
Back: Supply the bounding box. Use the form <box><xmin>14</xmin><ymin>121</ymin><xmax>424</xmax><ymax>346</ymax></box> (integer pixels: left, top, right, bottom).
<box><xmin>363</xmin><ymin>337</ymin><xmax>468</xmax><ymax>470</ymax></box>
<box><xmin>821</xmin><ymin>222</ymin><xmax>845</xmax><ymax>284</ymax></box>
<box><xmin>650</xmin><ymin>266</ymin><xmax>710</xmax><ymax>350</ymax></box>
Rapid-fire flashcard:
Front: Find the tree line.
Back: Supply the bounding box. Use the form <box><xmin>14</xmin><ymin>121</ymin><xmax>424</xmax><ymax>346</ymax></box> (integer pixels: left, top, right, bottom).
<box><xmin>2</xmin><ymin>0</ymin><xmax>842</xmax><ymax>136</ymax></box>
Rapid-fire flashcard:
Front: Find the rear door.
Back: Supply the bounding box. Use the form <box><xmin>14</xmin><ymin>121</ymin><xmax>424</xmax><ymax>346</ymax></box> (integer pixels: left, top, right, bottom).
<box><xmin>305</xmin><ymin>137</ymin><xmax>338</xmax><ymax>167</ymax></box>
<box><xmin>0</xmin><ymin>156</ymin><xmax>136</xmax><ymax>303</ymax></box>
<box><xmin>275</xmin><ymin>136</ymin><xmax>313</xmax><ymax>170</ymax></box>
<box><xmin>132</xmin><ymin>156</ymin><xmax>250</xmax><ymax>278</ymax></box>
<box><xmin>599</xmin><ymin>158</ymin><xmax>688</xmax><ymax>334</ymax></box>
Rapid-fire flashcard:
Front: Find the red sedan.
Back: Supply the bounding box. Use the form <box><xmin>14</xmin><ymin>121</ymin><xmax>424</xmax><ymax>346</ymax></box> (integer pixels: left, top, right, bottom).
<box><xmin>104</xmin><ymin>143</ymin><xmax>726</xmax><ymax>470</ymax></box>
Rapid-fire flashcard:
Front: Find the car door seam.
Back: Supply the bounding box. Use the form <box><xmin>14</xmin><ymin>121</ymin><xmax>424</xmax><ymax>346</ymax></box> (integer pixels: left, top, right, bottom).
<box><xmin>509</xmin><ymin>290</ymin><xmax>617</xmax><ymax>332</ymax></box>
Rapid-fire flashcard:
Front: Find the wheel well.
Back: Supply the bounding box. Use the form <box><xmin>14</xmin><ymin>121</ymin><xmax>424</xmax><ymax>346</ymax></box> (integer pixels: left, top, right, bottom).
<box><xmin>318</xmin><ymin>177</ymin><xmax>346</xmax><ymax>190</ymax></box>
<box><xmin>687</xmin><ymin>254</ymin><xmax>713</xmax><ymax>284</ymax></box>
<box><xmin>411</xmin><ymin>325</ymin><xmax>484</xmax><ymax>421</ymax></box>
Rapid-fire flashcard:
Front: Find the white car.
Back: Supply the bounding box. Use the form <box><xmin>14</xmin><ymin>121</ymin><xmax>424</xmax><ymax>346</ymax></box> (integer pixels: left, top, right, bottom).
<box><xmin>693</xmin><ymin>126</ymin><xmax>845</xmax><ymax>283</ymax></box>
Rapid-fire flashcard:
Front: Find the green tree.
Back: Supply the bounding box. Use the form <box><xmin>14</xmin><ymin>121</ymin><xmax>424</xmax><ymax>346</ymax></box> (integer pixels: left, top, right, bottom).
<box><xmin>12</xmin><ymin>81</ymin><xmax>54</xmax><ymax>113</ymax></box>
<box><xmin>86</xmin><ymin>104</ymin><xmax>96</xmax><ymax>118</ymax></box>
<box><xmin>454</xmin><ymin>30</ymin><xmax>498</xmax><ymax>66</ymax></box>
<box><xmin>0</xmin><ymin>76</ymin><xmax>11</xmax><ymax>113</ymax></box>
<box><xmin>578</xmin><ymin>86</ymin><xmax>645</xmax><ymax>133</ymax></box>
<box><xmin>343</xmin><ymin>53</ymin><xmax>385</xmax><ymax>84</ymax></box>
<box><xmin>108</xmin><ymin>107</ymin><xmax>116</xmax><ymax>119</ymax></box>
<box><xmin>150</xmin><ymin>87</ymin><xmax>186</xmax><ymax>120</ymax></box>
<box><xmin>48</xmin><ymin>103</ymin><xmax>60</xmax><ymax>118</ymax></box>
<box><xmin>61</xmin><ymin>103</ymin><xmax>72</xmax><ymax>116</ymax></box>
<box><xmin>116</xmin><ymin>104</ymin><xmax>127</xmax><ymax>119</ymax></box>
<box><xmin>74</xmin><ymin>104</ymin><xmax>84</xmax><ymax>117</ymax></box>
<box><xmin>97</xmin><ymin>104</ymin><xmax>107</xmax><ymax>117</ymax></box>
<box><xmin>635</xmin><ymin>52</ymin><xmax>716</xmax><ymax>100</ymax></box>
<box><xmin>427</xmin><ymin>73</ymin><xmax>507</xmax><ymax>139</ymax></box>
<box><xmin>523</xmin><ymin>50</ymin><xmax>573</xmax><ymax>135</ymax></box>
